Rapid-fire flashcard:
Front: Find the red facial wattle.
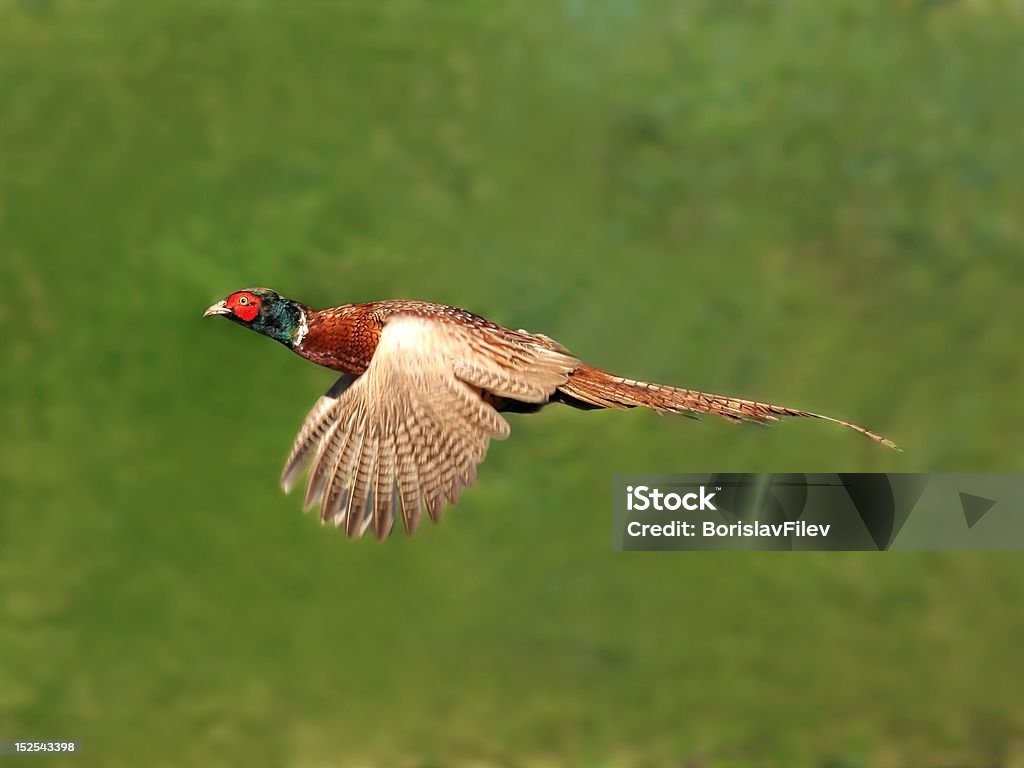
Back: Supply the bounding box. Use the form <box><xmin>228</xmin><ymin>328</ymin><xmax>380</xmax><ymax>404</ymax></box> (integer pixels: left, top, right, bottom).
<box><xmin>227</xmin><ymin>292</ymin><xmax>260</xmax><ymax>323</ymax></box>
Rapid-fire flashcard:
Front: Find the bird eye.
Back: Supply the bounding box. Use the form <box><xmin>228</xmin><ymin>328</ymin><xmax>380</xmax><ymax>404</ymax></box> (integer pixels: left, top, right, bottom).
<box><xmin>238</xmin><ymin>296</ymin><xmax>249</xmax><ymax>305</ymax></box>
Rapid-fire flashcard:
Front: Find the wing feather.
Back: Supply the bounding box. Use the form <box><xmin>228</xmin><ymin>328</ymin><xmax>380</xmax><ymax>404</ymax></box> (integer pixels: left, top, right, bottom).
<box><xmin>281</xmin><ymin>314</ymin><xmax>576</xmax><ymax>538</ymax></box>
<box><xmin>394</xmin><ymin>415</ymin><xmax>423</xmax><ymax>533</ymax></box>
<box><xmin>281</xmin><ymin>374</ymin><xmax>358</xmax><ymax>493</ymax></box>
<box><xmin>322</xmin><ymin>429</ymin><xmax>363</xmax><ymax>524</ymax></box>
<box><xmin>344</xmin><ymin>433</ymin><xmax>377</xmax><ymax>537</ymax></box>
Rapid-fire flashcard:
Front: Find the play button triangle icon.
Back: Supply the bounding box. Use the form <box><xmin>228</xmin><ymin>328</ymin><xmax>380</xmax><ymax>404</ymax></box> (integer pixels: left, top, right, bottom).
<box><xmin>959</xmin><ymin>492</ymin><xmax>996</xmax><ymax>529</ymax></box>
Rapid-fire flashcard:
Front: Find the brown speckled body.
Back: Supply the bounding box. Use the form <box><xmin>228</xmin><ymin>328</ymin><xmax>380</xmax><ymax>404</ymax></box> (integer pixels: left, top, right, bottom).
<box><xmin>296</xmin><ymin>300</ymin><xmax>577</xmax><ymax>412</ymax></box>
<box><xmin>294</xmin><ymin>301</ymin><xmax>593</xmax><ymax>415</ymax></box>
<box><xmin>296</xmin><ymin>300</ymin><xmax>509</xmax><ymax>375</ymax></box>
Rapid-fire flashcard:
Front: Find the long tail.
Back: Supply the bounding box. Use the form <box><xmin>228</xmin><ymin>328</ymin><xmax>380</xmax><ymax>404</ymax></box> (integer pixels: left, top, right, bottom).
<box><xmin>558</xmin><ymin>364</ymin><xmax>900</xmax><ymax>451</ymax></box>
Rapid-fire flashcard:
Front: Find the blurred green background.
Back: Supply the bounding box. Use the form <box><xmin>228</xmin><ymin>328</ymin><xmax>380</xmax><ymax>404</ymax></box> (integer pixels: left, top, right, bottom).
<box><xmin>2</xmin><ymin>1</ymin><xmax>1023</xmax><ymax>766</ymax></box>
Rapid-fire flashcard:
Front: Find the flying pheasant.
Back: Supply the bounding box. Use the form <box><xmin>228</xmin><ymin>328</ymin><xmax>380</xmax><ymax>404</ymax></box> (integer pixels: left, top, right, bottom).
<box><xmin>204</xmin><ymin>288</ymin><xmax>898</xmax><ymax>539</ymax></box>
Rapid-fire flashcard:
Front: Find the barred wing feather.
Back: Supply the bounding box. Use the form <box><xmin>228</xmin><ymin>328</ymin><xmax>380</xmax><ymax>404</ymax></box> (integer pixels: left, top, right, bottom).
<box><xmin>279</xmin><ymin>314</ymin><xmax>579</xmax><ymax>538</ymax></box>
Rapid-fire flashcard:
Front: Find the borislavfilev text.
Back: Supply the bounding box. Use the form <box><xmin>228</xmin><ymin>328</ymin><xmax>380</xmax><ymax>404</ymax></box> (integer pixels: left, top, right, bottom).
<box><xmin>624</xmin><ymin>484</ymin><xmax>831</xmax><ymax>539</ymax></box>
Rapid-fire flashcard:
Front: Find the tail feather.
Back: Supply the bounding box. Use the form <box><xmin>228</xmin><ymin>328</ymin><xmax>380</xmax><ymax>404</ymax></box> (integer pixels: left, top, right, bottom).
<box><xmin>559</xmin><ymin>364</ymin><xmax>901</xmax><ymax>451</ymax></box>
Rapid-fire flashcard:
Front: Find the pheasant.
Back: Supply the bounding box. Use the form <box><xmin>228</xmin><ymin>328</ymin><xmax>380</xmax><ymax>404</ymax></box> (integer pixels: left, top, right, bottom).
<box><xmin>204</xmin><ymin>288</ymin><xmax>899</xmax><ymax>539</ymax></box>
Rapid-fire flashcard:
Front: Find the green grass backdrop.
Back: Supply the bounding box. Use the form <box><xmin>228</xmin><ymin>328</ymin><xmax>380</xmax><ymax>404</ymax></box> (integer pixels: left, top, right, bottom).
<box><xmin>2</xmin><ymin>1</ymin><xmax>1023</xmax><ymax>765</ymax></box>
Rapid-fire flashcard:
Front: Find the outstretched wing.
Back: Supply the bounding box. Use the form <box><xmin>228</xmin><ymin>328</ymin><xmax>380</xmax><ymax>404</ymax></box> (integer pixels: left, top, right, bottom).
<box><xmin>279</xmin><ymin>314</ymin><xmax>580</xmax><ymax>539</ymax></box>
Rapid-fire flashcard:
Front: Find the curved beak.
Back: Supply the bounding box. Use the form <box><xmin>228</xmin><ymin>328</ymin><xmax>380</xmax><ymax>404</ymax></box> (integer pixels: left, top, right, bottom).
<box><xmin>203</xmin><ymin>300</ymin><xmax>230</xmax><ymax>318</ymax></box>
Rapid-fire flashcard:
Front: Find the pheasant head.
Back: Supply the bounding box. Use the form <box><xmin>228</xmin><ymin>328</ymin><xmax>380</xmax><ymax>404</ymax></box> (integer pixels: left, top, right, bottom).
<box><xmin>203</xmin><ymin>287</ymin><xmax>306</xmax><ymax>348</ymax></box>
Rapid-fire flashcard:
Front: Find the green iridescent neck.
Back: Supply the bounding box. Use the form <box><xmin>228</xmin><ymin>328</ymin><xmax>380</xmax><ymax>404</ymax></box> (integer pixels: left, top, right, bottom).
<box><xmin>251</xmin><ymin>297</ymin><xmax>307</xmax><ymax>348</ymax></box>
